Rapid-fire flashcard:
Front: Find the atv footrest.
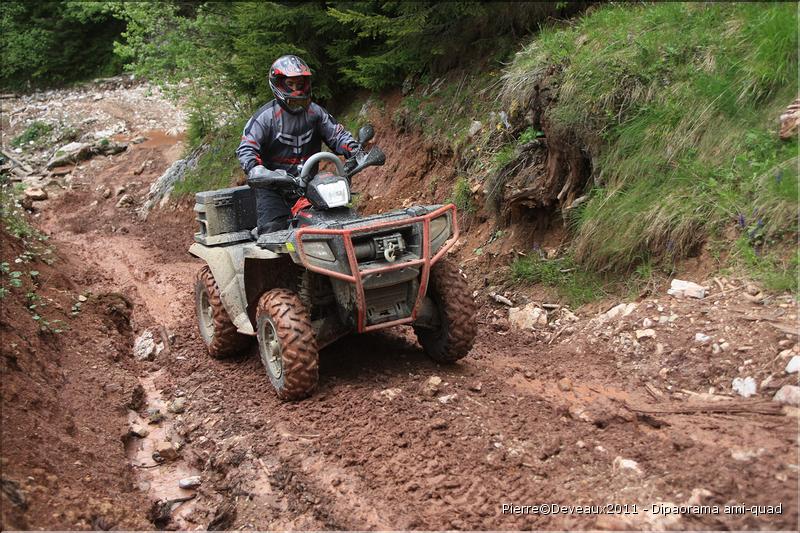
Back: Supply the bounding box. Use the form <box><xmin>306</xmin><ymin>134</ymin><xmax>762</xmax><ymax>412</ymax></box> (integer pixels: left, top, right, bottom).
<box><xmin>257</xmin><ymin>229</ymin><xmax>294</xmax><ymax>252</ymax></box>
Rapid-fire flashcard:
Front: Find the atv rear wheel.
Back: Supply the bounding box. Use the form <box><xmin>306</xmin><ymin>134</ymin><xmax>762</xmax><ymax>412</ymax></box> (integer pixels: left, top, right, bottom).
<box><xmin>195</xmin><ymin>266</ymin><xmax>251</xmax><ymax>358</ymax></box>
<box><xmin>414</xmin><ymin>259</ymin><xmax>477</xmax><ymax>362</ymax></box>
<box><xmin>256</xmin><ymin>289</ymin><xmax>319</xmax><ymax>401</ymax></box>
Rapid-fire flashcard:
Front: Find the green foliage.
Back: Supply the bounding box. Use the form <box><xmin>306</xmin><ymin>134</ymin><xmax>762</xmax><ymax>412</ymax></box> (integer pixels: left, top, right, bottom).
<box><xmin>449</xmin><ymin>176</ymin><xmax>475</xmax><ymax>215</ymax></box>
<box><xmin>327</xmin><ymin>2</ymin><xmax>572</xmax><ymax>90</ymax></box>
<box><xmin>0</xmin><ymin>1</ymin><xmax>125</xmax><ymax>90</ymax></box>
<box><xmin>511</xmin><ymin>254</ymin><xmax>605</xmax><ymax>307</ymax></box>
<box><xmin>11</xmin><ymin>121</ymin><xmax>53</xmax><ymax>148</ymax></box>
<box><xmin>186</xmin><ymin>110</ymin><xmax>213</xmax><ymax>150</ymax></box>
<box><xmin>173</xmin><ymin>120</ymin><xmax>246</xmax><ymax>197</ymax></box>
<box><xmin>503</xmin><ymin>2</ymin><xmax>799</xmax><ymax>275</ymax></box>
<box><xmin>109</xmin><ymin>1</ymin><xmax>576</xmax><ymax>120</ymax></box>
<box><xmin>733</xmin><ymin>237</ymin><xmax>798</xmax><ymax>294</ymax></box>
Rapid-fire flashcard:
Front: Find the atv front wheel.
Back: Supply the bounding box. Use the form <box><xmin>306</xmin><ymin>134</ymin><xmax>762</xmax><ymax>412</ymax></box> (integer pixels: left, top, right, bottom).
<box><xmin>195</xmin><ymin>266</ymin><xmax>251</xmax><ymax>358</ymax></box>
<box><xmin>414</xmin><ymin>259</ymin><xmax>477</xmax><ymax>362</ymax></box>
<box><xmin>256</xmin><ymin>289</ymin><xmax>319</xmax><ymax>401</ymax></box>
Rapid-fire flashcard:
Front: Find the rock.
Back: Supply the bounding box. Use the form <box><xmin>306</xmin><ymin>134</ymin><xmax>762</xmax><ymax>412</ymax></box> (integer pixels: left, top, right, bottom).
<box><xmin>778</xmin><ymin>348</ymin><xmax>797</xmax><ymax>359</ymax></box>
<box><xmin>24</xmin><ymin>187</ymin><xmax>47</xmax><ymax>201</ymax></box>
<box><xmin>667</xmin><ymin>279</ymin><xmax>706</xmax><ymax>299</ymax></box>
<box><xmin>731</xmin><ymin>376</ymin><xmax>757</xmax><ymax>398</ymax></box>
<box><xmin>129</xmin><ymin>425</ymin><xmax>149</xmax><ymax>438</ymax></box>
<box><xmin>695</xmin><ymin>332</ymin><xmax>711</xmax><ymax>343</ymax></box>
<box><xmin>131</xmin><ymin>136</ymin><xmax>147</xmax><ymax>144</ymax></box>
<box><xmin>720</xmin><ymin>341</ymin><xmax>730</xmax><ymax>351</ymax></box>
<box><xmin>437</xmin><ymin>393</ymin><xmax>457</xmax><ymax>404</ymax></box>
<box><xmin>508</xmin><ymin>303</ymin><xmax>547</xmax><ymax>330</ymax></box>
<box><xmin>116</xmin><ymin>194</ymin><xmax>134</xmax><ymax>208</ymax></box>
<box><xmin>642</xmin><ymin>318</ymin><xmax>654</xmax><ymax>328</ymax></box>
<box><xmin>558</xmin><ymin>308</ymin><xmax>578</xmax><ymax>322</ymax></box>
<box><xmin>168</xmin><ymin>397</ymin><xmax>186</xmax><ymax>414</ymax></box>
<box><xmin>597</xmin><ymin>303</ymin><xmax>637</xmax><ymax>322</ymax></box>
<box><xmin>421</xmin><ymin>376</ymin><xmax>442</xmax><ymax>397</ymax></box>
<box><xmin>785</xmin><ymin>356</ymin><xmax>800</xmax><ymax>374</ymax></box>
<box><xmin>146</xmin><ymin>408</ymin><xmax>164</xmax><ymax>424</ymax></box>
<box><xmin>730</xmin><ymin>447</ymin><xmax>765</xmax><ymax>461</ymax></box>
<box><xmin>557</xmin><ymin>377</ymin><xmax>572</xmax><ymax>391</ymax></box>
<box><xmin>128</xmin><ymin>384</ymin><xmax>145</xmax><ymax>411</ymax></box>
<box><xmin>154</xmin><ymin>442</ymin><xmax>178</xmax><ymax>461</ymax></box>
<box><xmin>711</xmin><ymin>343</ymin><xmax>721</xmax><ymax>354</ymax></box>
<box><xmin>468</xmin><ymin>120</ymin><xmax>483</xmax><ymax>138</ymax></box>
<box><xmin>137</xmin><ymin>148</ymin><xmax>202</xmax><ymax>221</ymax></box>
<box><xmin>687</xmin><ymin>488</ymin><xmax>713</xmax><ymax>506</ymax></box>
<box><xmin>779</xmin><ymin>98</ymin><xmax>800</xmax><ymax>140</ymax></box>
<box><xmin>178</xmin><ymin>476</ymin><xmax>202</xmax><ymax>489</ymax></box>
<box><xmin>468</xmin><ymin>382</ymin><xmax>482</xmax><ymax>392</ymax></box>
<box><xmin>612</xmin><ymin>456</ymin><xmax>643</xmax><ymax>475</ymax></box>
<box><xmin>380</xmin><ymin>388</ymin><xmax>402</xmax><ymax>400</ymax></box>
<box><xmin>636</xmin><ymin>329</ymin><xmax>656</xmax><ymax>340</ymax></box>
<box><xmin>429</xmin><ymin>418</ymin><xmax>448</xmax><ymax>430</ymax></box>
<box><xmin>77</xmin><ymin>294</ymin><xmax>88</xmax><ymax>302</ymax></box>
<box><xmin>47</xmin><ymin>142</ymin><xmax>92</xmax><ymax>168</ymax></box>
<box><xmin>114</xmin><ymin>185</ymin><xmax>126</xmax><ymax>196</ymax></box>
<box><xmin>773</xmin><ymin>385</ymin><xmax>800</xmax><ymax>406</ymax></box>
<box><xmin>134</xmin><ymin>330</ymin><xmax>156</xmax><ymax>361</ymax></box>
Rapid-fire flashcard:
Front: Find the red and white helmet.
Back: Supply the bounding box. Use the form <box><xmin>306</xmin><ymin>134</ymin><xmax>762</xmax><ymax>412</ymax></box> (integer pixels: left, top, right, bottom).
<box><xmin>269</xmin><ymin>55</ymin><xmax>312</xmax><ymax>113</ymax></box>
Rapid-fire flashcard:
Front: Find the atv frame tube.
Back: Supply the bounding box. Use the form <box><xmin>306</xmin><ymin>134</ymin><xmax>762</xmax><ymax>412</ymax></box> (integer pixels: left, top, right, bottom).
<box><xmin>293</xmin><ymin>203</ymin><xmax>459</xmax><ymax>333</ymax></box>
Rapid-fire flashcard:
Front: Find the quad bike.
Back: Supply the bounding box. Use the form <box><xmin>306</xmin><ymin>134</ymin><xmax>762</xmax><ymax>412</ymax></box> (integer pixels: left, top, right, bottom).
<box><xmin>189</xmin><ymin>126</ymin><xmax>476</xmax><ymax>400</ymax></box>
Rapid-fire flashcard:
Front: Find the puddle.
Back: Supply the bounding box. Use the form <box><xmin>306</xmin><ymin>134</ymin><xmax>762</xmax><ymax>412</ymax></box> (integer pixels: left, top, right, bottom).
<box><xmin>126</xmin><ymin>369</ymin><xmax>201</xmax><ymax>529</ymax></box>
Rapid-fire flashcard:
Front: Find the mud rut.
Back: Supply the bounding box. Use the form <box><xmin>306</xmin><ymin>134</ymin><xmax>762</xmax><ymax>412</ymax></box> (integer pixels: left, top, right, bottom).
<box><xmin>31</xmin><ymin>131</ymin><xmax>798</xmax><ymax>531</ymax></box>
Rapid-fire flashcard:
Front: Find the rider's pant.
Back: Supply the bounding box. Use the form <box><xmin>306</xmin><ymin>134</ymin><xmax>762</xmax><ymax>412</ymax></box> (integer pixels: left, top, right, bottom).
<box><xmin>254</xmin><ymin>188</ymin><xmax>292</xmax><ymax>234</ymax></box>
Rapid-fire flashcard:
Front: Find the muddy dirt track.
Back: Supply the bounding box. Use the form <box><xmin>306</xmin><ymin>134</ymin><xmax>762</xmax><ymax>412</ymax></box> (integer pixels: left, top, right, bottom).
<box><xmin>2</xmin><ymin>84</ymin><xmax>799</xmax><ymax>531</ymax></box>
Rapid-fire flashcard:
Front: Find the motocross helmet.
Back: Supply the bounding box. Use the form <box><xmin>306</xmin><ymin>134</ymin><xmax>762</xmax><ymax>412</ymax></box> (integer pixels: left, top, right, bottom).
<box><xmin>269</xmin><ymin>55</ymin><xmax>312</xmax><ymax>114</ymax></box>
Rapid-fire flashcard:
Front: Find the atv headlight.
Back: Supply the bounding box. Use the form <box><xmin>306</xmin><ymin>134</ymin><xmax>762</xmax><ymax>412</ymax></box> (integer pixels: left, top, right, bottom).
<box><xmin>316</xmin><ymin>179</ymin><xmax>350</xmax><ymax>208</ymax></box>
<box><xmin>303</xmin><ymin>240</ymin><xmax>335</xmax><ymax>262</ymax></box>
<box><xmin>429</xmin><ymin>215</ymin><xmax>449</xmax><ymax>241</ymax></box>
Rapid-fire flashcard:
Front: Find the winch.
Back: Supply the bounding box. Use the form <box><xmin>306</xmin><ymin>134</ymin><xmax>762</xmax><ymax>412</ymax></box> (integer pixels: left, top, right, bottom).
<box><xmin>353</xmin><ymin>232</ymin><xmax>406</xmax><ymax>262</ymax></box>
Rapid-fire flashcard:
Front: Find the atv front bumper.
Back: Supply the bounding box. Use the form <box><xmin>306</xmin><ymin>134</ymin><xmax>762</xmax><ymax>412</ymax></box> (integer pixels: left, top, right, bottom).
<box><xmin>290</xmin><ymin>204</ymin><xmax>459</xmax><ymax>333</ymax></box>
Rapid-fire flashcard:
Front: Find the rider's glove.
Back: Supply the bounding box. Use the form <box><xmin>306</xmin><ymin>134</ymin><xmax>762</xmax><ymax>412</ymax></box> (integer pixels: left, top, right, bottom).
<box><xmin>247</xmin><ymin>165</ymin><xmax>293</xmax><ymax>189</ymax></box>
<box><xmin>343</xmin><ymin>146</ymin><xmax>367</xmax><ymax>175</ymax></box>
<box><xmin>343</xmin><ymin>141</ymin><xmax>362</xmax><ymax>158</ymax></box>
<box><xmin>247</xmin><ymin>165</ymin><xmax>269</xmax><ymax>182</ymax></box>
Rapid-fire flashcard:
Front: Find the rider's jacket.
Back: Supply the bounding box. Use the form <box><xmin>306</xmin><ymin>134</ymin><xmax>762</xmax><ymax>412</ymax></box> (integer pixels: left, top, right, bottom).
<box><xmin>236</xmin><ymin>100</ymin><xmax>358</xmax><ymax>176</ymax></box>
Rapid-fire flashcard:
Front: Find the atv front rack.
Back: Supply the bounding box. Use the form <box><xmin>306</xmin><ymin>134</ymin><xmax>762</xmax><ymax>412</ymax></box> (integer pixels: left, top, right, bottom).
<box><xmin>293</xmin><ymin>204</ymin><xmax>459</xmax><ymax>333</ymax></box>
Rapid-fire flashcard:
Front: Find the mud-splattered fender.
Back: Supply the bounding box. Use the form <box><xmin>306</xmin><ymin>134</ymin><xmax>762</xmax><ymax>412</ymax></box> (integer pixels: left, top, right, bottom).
<box><xmin>188</xmin><ymin>242</ymin><xmax>277</xmax><ymax>335</ymax></box>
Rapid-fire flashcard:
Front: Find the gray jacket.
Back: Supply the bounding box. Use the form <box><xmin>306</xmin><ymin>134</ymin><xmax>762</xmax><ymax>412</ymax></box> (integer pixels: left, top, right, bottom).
<box><xmin>236</xmin><ymin>100</ymin><xmax>358</xmax><ymax>176</ymax></box>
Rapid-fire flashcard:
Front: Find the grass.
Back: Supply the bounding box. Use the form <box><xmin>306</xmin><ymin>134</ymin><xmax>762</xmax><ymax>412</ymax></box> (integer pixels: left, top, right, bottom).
<box><xmin>172</xmin><ymin>119</ymin><xmax>246</xmax><ymax>196</ymax></box>
<box><xmin>511</xmin><ymin>254</ymin><xmax>605</xmax><ymax>308</ymax></box>
<box><xmin>448</xmin><ymin>175</ymin><xmax>475</xmax><ymax>215</ymax></box>
<box><xmin>0</xmin><ymin>176</ymin><xmax>56</xmax><ymax>300</ymax></box>
<box><xmin>11</xmin><ymin>121</ymin><xmax>53</xmax><ymax>148</ymax></box>
<box><xmin>394</xmin><ymin>69</ymin><xmax>500</xmax><ymax>151</ymax></box>
<box><xmin>501</xmin><ymin>2</ymin><xmax>798</xmax><ymax>281</ymax></box>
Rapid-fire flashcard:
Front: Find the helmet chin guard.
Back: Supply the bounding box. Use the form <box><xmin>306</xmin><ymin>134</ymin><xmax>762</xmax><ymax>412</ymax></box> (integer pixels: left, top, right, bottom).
<box><xmin>269</xmin><ymin>55</ymin><xmax>312</xmax><ymax>113</ymax></box>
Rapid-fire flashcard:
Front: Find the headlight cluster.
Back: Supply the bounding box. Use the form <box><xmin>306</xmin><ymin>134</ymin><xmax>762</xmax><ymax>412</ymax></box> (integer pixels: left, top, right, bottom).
<box><xmin>316</xmin><ymin>180</ymin><xmax>350</xmax><ymax>208</ymax></box>
<box><xmin>303</xmin><ymin>240</ymin><xmax>336</xmax><ymax>262</ymax></box>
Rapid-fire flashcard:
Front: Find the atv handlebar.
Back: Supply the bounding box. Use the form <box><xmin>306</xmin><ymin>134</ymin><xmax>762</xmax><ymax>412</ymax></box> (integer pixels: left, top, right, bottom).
<box><xmin>249</xmin><ymin>145</ymin><xmax>386</xmax><ymax>192</ymax></box>
<box><xmin>299</xmin><ymin>152</ymin><xmax>345</xmax><ymax>182</ymax></box>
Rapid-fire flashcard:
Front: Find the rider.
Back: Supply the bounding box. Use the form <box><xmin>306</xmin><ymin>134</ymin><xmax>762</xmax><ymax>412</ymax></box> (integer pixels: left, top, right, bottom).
<box><xmin>236</xmin><ymin>54</ymin><xmax>362</xmax><ymax>234</ymax></box>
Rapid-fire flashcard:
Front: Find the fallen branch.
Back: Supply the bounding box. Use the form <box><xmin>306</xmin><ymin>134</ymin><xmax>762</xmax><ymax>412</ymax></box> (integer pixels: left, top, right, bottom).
<box><xmin>625</xmin><ymin>398</ymin><xmax>783</xmax><ymax>416</ymax></box>
<box><xmin>0</xmin><ymin>148</ymin><xmax>33</xmax><ymax>173</ymax></box>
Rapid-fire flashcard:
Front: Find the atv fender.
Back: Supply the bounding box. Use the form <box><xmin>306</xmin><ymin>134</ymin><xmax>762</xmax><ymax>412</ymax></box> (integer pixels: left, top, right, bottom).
<box><xmin>189</xmin><ymin>243</ymin><xmax>255</xmax><ymax>335</ymax></box>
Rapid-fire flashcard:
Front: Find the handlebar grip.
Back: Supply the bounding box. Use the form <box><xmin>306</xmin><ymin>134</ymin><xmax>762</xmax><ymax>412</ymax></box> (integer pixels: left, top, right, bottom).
<box><xmin>246</xmin><ymin>171</ymin><xmax>296</xmax><ymax>189</ymax></box>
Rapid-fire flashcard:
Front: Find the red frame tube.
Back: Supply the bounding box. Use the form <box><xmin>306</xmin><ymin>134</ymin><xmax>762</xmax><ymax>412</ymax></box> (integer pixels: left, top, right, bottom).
<box><xmin>294</xmin><ymin>204</ymin><xmax>459</xmax><ymax>333</ymax></box>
